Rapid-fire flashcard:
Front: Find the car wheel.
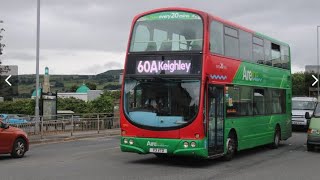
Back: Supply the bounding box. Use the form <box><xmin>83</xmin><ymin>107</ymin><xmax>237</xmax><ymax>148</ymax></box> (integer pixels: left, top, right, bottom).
<box><xmin>11</xmin><ymin>138</ymin><xmax>27</xmax><ymax>158</ymax></box>
<box><xmin>224</xmin><ymin>132</ymin><xmax>237</xmax><ymax>161</ymax></box>
<box><xmin>307</xmin><ymin>143</ymin><xmax>315</xmax><ymax>152</ymax></box>
<box><xmin>271</xmin><ymin>127</ymin><xmax>281</xmax><ymax>149</ymax></box>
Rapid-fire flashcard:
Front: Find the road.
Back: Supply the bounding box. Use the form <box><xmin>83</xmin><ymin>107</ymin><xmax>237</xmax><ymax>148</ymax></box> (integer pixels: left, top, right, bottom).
<box><xmin>0</xmin><ymin>131</ymin><xmax>319</xmax><ymax>180</ymax></box>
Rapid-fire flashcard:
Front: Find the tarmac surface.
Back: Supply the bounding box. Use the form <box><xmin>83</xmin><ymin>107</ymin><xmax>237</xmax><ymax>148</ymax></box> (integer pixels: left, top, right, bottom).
<box><xmin>28</xmin><ymin>128</ymin><xmax>120</xmax><ymax>144</ymax></box>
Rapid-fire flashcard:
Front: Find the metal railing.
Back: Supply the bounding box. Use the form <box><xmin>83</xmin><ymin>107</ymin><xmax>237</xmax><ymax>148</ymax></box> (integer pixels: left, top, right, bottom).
<box><xmin>8</xmin><ymin>113</ymin><xmax>120</xmax><ymax>139</ymax></box>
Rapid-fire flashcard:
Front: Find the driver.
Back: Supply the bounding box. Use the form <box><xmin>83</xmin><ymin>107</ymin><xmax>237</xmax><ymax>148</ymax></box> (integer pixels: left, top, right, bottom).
<box><xmin>145</xmin><ymin>98</ymin><xmax>157</xmax><ymax>110</ymax></box>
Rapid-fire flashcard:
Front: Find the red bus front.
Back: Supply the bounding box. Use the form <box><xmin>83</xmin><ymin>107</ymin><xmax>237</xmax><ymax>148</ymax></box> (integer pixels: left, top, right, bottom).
<box><xmin>120</xmin><ymin>8</ymin><xmax>210</xmax><ymax>158</ymax></box>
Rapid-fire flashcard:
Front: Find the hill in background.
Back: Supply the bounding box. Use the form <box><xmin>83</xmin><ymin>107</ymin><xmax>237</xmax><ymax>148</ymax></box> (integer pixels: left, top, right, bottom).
<box><xmin>18</xmin><ymin>69</ymin><xmax>123</xmax><ymax>98</ymax></box>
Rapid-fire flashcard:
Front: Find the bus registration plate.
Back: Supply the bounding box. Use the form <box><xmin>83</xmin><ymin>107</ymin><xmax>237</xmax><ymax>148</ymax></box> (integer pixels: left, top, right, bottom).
<box><xmin>292</xmin><ymin>121</ymin><xmax>304</xmax><ymax>125</ymax></box>
<box><xmin>149</xmin><ymin>148</ymin><xmax>167</xmax><ymax>153</ymax></box>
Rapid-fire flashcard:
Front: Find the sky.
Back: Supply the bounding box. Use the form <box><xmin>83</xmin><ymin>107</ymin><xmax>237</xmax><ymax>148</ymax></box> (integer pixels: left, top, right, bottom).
<box><xmin>0</xmin><ymin>0</ymin><xmax>319</xmax><ymax>75</ymax></box>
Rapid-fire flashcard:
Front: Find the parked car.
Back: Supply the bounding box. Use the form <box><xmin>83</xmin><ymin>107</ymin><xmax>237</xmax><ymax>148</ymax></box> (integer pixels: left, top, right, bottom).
<box><xmin>305</xmin><ymin>103</ymin><xmax>320</xmax><ymax>151</ymax></box>
<box><xmin>292</xmin><ymin>97</ymin><xmax>317</xmax><ymax>129</ymax></box>
<box><xmin>0</xmin><ymin>114</ymin><xmax>28</xmax><ymax>124</ymax></box>
<box><xmin>0</xmin><ymin>121</ymin><xmax>29</xmax><ymax>158</ymax></box>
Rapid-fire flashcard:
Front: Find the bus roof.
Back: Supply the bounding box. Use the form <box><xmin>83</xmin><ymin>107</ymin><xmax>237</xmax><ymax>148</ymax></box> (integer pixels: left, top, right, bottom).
<box><xmin>134</xmin><ymin>7</ymin><xmax>289</xmax><ymax>47</ymax></box>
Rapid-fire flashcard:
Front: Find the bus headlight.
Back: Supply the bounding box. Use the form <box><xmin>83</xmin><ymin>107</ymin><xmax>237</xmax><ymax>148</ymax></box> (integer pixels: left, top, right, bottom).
<box><xmin>308</xmin><ymin>129</ymin><xmax>317</xmax><ymax>134</ymax></box>
<box><xmin>190</xmin><ymin>141</ymin><xmax>196</xmax><ymax>148</ymax></box>
<box><xmin>129</xmin><ymin>139</ymin><xmax>134</xmax><ymax>145</ymax></box>
<box><xmin>183</xmin><ymin>141</ymin><xmax>189</xmax><ymax>148</ymax></box>
<box><xmin>124</xmin><ymin>138</ymin><xmax>128</xmax><ymax>144</ymax></box>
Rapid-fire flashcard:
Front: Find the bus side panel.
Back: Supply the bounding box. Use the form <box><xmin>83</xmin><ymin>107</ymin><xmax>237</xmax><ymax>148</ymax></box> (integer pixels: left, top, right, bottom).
<box><xmin>225</xmin><ymin>114</ymin><xmax>288</xmax><ymax>151</ymax></box>
<box><xmin>281</xmin><ymin>89</ymin><xmax>292</xmax><ymax>140</ymax></box>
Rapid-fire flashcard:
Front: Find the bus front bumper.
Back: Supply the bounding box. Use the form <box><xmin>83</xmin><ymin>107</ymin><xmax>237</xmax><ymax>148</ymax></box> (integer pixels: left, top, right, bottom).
<box><xmin>120</xmin><ymin>137</ymin><xmax>209</xmax><ymax>158</ymax></box>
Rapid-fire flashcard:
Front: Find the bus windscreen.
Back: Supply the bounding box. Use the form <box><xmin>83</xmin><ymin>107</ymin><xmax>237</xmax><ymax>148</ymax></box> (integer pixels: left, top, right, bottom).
<box><xmin>129</xmin><ymin>11</ymin><xmax>203</xmax><ymax>52</ymax></box>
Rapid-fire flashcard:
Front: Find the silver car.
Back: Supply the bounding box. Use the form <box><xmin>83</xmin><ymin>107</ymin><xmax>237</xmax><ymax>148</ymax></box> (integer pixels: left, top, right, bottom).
<box><xmin>292</xmin><ymin>97</ymin><xmax>317</xmax><ymax>129</ymax></box>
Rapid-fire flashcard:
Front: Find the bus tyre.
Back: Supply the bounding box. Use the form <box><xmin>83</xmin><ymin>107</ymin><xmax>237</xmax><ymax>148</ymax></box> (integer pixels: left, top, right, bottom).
<box><xmin>271</xmin><ymin>127</ymin><xmax>281</xmax><ymax>149</ymax></box>
<box><xmin>11</xmin><ymin>138</ymin><xmax>26</xmax><ymax>158</ymax></box>
<box><xmin>224</xmin><ymin>133</ymin><xmax>237</xmax><ymax>161</ymax></box>
<box><xmin>307</xmin><ymin>143</ymin><xmax>314</xmax><ymax>152</ymax></box>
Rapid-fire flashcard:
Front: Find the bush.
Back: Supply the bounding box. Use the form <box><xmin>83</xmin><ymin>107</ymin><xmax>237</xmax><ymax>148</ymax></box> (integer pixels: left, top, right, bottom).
<box><xmin>0</xmin><ymin>99</ymin><xmax>35</xmax><ymax>115</ymax></box>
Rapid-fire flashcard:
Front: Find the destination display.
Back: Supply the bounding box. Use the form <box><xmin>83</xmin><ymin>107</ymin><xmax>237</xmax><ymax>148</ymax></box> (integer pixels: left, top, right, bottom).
<box><xmin>125</xmin><ymin>54</ymin><xmax>202</xmax><ymax>76</ymax></box>
<box><xmin>136</xmin><ymin>60</ymin><xmax>191</xmax><ymax>75</ymax></box>
<box><xmin>137</xmin><ymin>11</ymin><xmax>201</xmax><ymax>21</ymax></box>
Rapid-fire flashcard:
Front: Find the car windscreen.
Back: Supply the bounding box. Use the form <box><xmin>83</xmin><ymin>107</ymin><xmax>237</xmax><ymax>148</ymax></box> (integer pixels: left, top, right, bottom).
<box><xmin>292</xmin><ymin>100</ymin><xmax>316</xmax><ymax>110</ymax></box>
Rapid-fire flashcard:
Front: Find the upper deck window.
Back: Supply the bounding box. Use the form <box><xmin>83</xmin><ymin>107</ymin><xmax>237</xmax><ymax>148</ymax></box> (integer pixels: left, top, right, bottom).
<box><xmin>130</xmin><ymin>11</ymin><xmax>203</xmax><ymax>52</ymax></box>
<box><xmin>210</xmin><ymin>21</ymin><xmax>224</xmax><ymax>54</ymax></box>
<box><xmin>224</xmin><ymin>27</ymin><xmax>239</xmax><ymax>59</ymax></box>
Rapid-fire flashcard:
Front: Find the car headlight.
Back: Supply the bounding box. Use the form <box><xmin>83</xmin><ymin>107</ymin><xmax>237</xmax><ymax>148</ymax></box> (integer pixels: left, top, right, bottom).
<box><xmin>308</xmin><ymin>129</ymin><xmax>318</xmax><ymax>134</ymax></box>
<box><xmin>123</xmin><ymin>138</ymin><xmax>128</xmax><ymax>144</ymax></box>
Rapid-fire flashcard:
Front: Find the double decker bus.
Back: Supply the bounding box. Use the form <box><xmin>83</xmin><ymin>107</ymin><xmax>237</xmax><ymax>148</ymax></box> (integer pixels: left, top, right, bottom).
<box><xmin>120</xmin><ymin>7</ymin><xmax>291</xmax><ymax>160</ymax></box>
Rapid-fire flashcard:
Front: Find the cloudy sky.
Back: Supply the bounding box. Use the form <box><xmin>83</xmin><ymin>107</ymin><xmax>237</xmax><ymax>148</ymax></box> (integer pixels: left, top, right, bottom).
<box><xmin>0</xmin><ymin>0</ymin><xmax>318</xmax><ymax>75</ymax></box>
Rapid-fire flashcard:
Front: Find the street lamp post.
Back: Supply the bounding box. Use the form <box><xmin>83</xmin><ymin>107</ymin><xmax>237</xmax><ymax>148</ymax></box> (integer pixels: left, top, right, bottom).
<box><xmin>35</xmin><ymin>0</ymin><xmax>40</xmax><ymax>121</ymax></box>
<box><xmin>0</xmin><ymin>20</ymin><xmax>3</xmax><ymax>65</ymax></box>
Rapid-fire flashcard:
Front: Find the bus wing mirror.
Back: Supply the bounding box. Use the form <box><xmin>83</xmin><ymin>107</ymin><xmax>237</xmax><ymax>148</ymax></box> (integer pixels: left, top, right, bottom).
<box><xmin>305</xmin><ymin>112</ymin><xmax>311</xmax><ymax>119</ymax></box>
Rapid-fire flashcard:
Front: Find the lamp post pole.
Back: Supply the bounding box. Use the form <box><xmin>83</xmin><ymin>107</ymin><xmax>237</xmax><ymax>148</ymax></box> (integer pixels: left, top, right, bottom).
<box><xmin>0</xmin><ymin>20</ymin><xmax>3</xmax><ymax>65</ymax></box>
<box><xmin>35</xmin><ymin>0</ymin><xmax>40</xmax><ymax>121</ymax></box>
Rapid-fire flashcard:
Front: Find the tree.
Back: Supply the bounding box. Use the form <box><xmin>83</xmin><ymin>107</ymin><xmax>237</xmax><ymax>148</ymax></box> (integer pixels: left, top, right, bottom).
<box><xmin>57</xmin><ymin>97</ymin><xmax>89</xmax><ymax>113</ymax></box>
<box><xmin>0</xmin><ymin>99</ymin><xmax>35</xmax><ymax>115</ymax></box>
<box><xmin>90</xmin><ymin>95</ymin><xmax>114</xmax><ymax>113</ymax></box>
<box><xmin>54</xmin><ymin>81</ymin><xmax>64</xmax><ymax>88</ymax></box>
<box><xmin>86</xmin><ymin>82</ymin><xmax>97</xmax><ymax>90</ymax></box>
<box><xmin>292</xmin><ymin>72</ymin><xmax>316</xmax><ymax>96</ymax></box>
<box><xmin>89</xmin><ymin>90</ymin><xmax>120</xmax><ymax>113</ymax></box>
<box><xmin>69</xmin><ymin>84</ymin><xmax>78</xmax><ymax>92</ymax></box>
<box><xmin>292</xmin><ymin>72</ymin><xmax>306</xmax><ymax>96</ymax></box>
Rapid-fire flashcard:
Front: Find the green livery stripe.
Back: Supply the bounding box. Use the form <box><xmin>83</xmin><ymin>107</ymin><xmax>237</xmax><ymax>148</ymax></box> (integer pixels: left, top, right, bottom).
<box><xmin>232</xmin><ymin>61</ymin><xmax>290</xmax><ymax>88</ymax></box>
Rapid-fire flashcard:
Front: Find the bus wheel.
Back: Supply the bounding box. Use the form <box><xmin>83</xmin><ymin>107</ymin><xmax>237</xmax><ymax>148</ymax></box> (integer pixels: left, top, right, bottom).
<box><xmin>271</xmin><ymin>127</ymin><xmax>281</xmax><ymax>149</ymax></box>
<box><xmin>224</xmin><ymin>133</ymin><xmax>237</xmax><ymax>161</ymax></box>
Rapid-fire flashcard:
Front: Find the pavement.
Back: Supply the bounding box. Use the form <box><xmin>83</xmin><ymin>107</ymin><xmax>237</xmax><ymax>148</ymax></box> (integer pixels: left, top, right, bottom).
<box><xmin>28</xmin><ymin>128</ymin><xmax>120</xmax><ymax>144</ymax></box>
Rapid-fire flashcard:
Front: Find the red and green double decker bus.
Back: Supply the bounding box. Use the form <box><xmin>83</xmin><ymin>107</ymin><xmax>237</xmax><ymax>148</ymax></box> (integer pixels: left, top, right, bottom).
<box><xmin>120</xmin><ymin>7</ymin><xmax>291</xmax><ymax>160</ymax></box>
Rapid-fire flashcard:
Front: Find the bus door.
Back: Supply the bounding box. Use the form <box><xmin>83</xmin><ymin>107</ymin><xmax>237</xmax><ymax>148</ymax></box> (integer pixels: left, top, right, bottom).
<box><xmin>207</xmin><ymin>85</ymin><xmax>224</xmax><ymax>155</ymax></box>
